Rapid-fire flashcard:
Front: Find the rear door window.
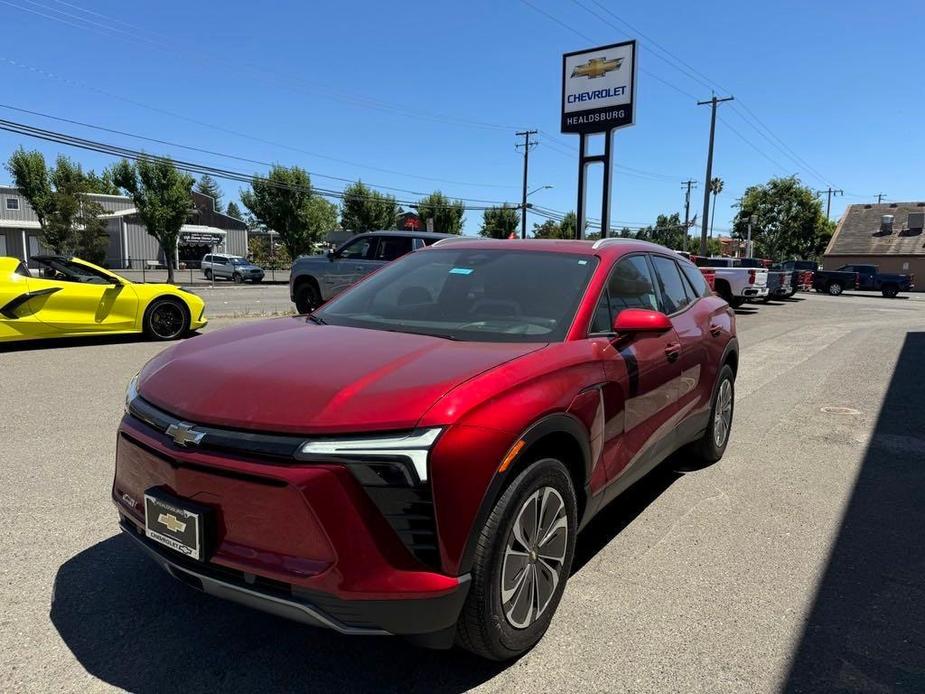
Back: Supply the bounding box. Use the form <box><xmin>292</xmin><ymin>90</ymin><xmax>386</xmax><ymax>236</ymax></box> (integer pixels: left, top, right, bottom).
<box><xmin>376</xmin><ymin>236</ymin><xmax>413</xmax><ymax>261</ymax></box>
<box><xmin>678</xmin><ymin>260</ymin><xmax>712</xmax><ymax>298</ymax></box>
<box><xmin>340</xmin><ymin>237</ymin><xmax>377</xmax><ymax>259</ymax></box>
<box><xmin>651</xmin><ymin>255</ymin><xmax>693</xmax><ymax>314</ymax></box>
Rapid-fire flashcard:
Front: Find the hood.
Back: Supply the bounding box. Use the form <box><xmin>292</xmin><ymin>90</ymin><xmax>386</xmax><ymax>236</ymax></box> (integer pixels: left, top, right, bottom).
<box><xmin>138</xmin><ymin>317</ymin><xmax>545</xmax><ymax>434</ymax></box>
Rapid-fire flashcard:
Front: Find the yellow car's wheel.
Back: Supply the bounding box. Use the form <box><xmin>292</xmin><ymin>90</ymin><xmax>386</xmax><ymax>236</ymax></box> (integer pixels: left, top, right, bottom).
<box><xmin>144</xmin><ymin>298</ymin><xmax>190</xmax><ymax>341</ymax></box>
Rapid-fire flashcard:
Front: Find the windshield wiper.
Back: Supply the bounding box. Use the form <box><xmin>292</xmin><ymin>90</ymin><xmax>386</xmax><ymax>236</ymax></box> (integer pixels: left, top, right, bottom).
<box><xmin>307</xmin><ymin>314</ymin><xmax>327</xmax><ymax>325</ymax></box>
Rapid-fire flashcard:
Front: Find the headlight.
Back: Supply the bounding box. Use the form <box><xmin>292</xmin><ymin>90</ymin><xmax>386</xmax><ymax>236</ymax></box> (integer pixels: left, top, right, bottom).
<box><xmin>124</xmin><ymin>373</ymin><xmax>139</xmax><ymax>414</ymax></box>
<box><xmin>295</xmin><ymin>428</ymin><xmax>442</xmax><ymax>485</ymax></box>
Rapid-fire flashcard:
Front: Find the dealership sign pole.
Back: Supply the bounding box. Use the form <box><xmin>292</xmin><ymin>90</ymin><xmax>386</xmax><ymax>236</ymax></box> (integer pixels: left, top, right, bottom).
<box><xmin>561</xmin><ymin>40</ymin><xmax>636</xmax><ymax>239</ymax></box>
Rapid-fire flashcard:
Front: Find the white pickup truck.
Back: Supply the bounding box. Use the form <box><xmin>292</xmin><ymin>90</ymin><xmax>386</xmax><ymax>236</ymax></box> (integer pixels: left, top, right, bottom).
<box><xmin>693</xmin><ymin>256</ymin><xmax>769</xmax><ymax>308</ymax></box>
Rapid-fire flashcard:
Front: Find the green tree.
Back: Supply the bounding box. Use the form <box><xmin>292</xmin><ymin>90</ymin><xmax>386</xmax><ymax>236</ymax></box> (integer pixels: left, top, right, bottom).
<box><xmin>6</xmin><ymin>149</ymin><xmax>108</xmax><ymax>259</ymax></box>
<box><xmin>113</xmin><ymin>156</ymin><xmax>194</xmax><ymax>284</ymax></box>
<box><xmin>240</xmin><ymin>165</ymin><xmax>331</xmax><ymax>259</ymax></box>
<box><xmin>560</xmin><ymin>211</ymin><xmax>577</xmax><ymax>239</ymax></box>
<box><xmin>479</xmin><ymin>204</ymin><xmax>520</xmax><ymax>238</ymax></box>
<box><xmin>709</xmin><ymin>177</ymin><xmax>724</xmax><ymax>237</ymax></box>
<box><xmin>533</xmin><ymin>211</ymin><xmax>579</xmax><ymax>239</ymax></box>
<box><xmin>225</xmin><ymin>200</ymin><xmax>243</xmax><ymax>220</ymax></box>
<box><xmin>85</xmin><ymin>165</ymin><xmax>121</xmax><ymax>195</ymax></box>
<box><xmin>732</xmin><ymin>176</ymin><xmax>833</xmax><ymax>260</ymax></box>
<box><xmin>415</xmin><ymin>191</ymin><xmax>465</xmax><ymax>234</ymax></box>
<box><xmin>341</xmin><ymin>181</ymin><xmax>398</xmax><ymax>233</ymax></box>
<box><xmin>195</xmin><ymin>174</ymin><xmax>223</xmax><ymax>212</ymax></box>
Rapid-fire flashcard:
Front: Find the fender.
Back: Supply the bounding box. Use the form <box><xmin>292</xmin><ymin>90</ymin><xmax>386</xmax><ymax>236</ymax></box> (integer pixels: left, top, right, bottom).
<box><xmin>456</xmin><ymin>412</ymin><xmax>592</xmax><ymax>575</ymax></box>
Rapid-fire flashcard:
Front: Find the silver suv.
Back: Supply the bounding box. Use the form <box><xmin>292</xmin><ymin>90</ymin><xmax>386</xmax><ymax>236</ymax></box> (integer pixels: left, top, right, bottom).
<box><xmin>202</xmin><ymin>254</ymin><xmax>265</xmax><ymax>284</ymax></box>
<box><xmin>290</xmin><ymin>231</ymin><xmax>451</xmax><ymax>313</ymax></box>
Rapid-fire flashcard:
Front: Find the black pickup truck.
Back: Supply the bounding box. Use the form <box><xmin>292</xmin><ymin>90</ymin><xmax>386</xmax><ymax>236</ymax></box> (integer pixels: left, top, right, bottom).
<box><xmin>832</xmin><ymin>264</ymin><xmax>914</xmax><ymax>298</ymax></box>
<box><xmin>783</xmin><ymin>261</ymin><xmax>859</xmax><ymax>296</ymax></box>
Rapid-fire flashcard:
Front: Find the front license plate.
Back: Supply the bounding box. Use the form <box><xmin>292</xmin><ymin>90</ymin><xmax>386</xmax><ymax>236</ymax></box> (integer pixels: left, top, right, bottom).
<box><xmin>144</xmin><ymin>488</ymin><xmax>207</xmax><ymax>561</ymax></box>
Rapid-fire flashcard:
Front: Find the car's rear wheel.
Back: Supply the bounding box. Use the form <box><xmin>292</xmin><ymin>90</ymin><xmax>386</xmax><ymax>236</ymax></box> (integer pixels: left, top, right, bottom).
<box><xmin>882</xmin><ymin>285</ymin><xmax>898</xmax><ymax>298</ymax></box>
<box><xmin>685</xmin><ymin>364</ymin><xmax>735</xmax><ymax>463</ymax></box>
<box><xmin>827</xmin><ymin>281</ymin><xmax>843</xmax><ymax>296</ymax></box>
<box><xmin>144</xmin><ymin>298</ymin><xmax>190</xmax><ymax>341</ymax></box>
<box><xmin>294</xmin><ymin>282</ymin><xmax>321</xmax><ymax>314</ymax></box>
<box><xmin>456</xmin><ymin>458</ymin><xmax>577</xmax><ymax>661</ymax></box>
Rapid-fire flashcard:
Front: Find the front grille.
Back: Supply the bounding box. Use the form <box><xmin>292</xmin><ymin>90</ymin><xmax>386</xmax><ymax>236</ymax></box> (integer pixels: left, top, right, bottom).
<box><xmin>126</xmin><ymin>397</ymin><xmax>442</xmax><ymax>570</ymax></box>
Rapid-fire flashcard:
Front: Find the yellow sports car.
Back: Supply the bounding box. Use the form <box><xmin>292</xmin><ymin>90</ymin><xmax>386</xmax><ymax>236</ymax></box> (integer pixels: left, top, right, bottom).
<box><xmin>0</xmin><ymin>255</ymin><xmax>207</xmax><ymax>343</ymax></box>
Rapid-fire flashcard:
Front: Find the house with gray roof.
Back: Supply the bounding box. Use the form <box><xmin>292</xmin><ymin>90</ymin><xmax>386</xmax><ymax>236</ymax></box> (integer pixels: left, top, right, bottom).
<box><xmin>823</xmin><ymin>202</ymin><xmax>925</xmax><ymax>290</ymax></box>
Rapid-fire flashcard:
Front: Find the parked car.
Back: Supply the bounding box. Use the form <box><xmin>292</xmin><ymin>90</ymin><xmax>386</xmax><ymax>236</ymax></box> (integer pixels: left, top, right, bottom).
<box><xmin>693</xmin><ymin>256</ymin><xmax>769</xmax><ymax>308</ymax></box>
<box><xmin>289</xmin><ymin>231</ymin><xmax>453</xmax><ymax>313</ymax></box>
<box><xmin>115</xmin><ymin>238</ymin><xmax>738</xmax><ymax>660</ymax></box>
<box><xmin>201</xmin><ymin>254</ymin><xmax>265</xmax><ymax>283</ymax></box>
<box><xmin>833</xmin><ymin>264</ymin><xmax>914</xmax><ymax>298</ymax></box>
<box><xmin>0</xmin><ymin>255</ymin><xmax>206</xmax><ymax>343</ymax></box>
<box><xmin>737</xmin><ymin>258</ymin><xmax>791</xmax><ymax>301</ymax></box>
<box><xmin>776</xmin><ymin>260</ymin><xmax>817</xmax><ymax>297</ymax></box>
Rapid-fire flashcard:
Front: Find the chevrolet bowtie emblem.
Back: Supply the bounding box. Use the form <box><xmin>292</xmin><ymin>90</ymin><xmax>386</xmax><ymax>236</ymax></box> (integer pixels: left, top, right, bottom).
<box><xmin>571</xmin><ymin>56</ymin><xmax>623</xmax><ymax>79</ymax></box>
<box><xmin>157</xmin><ymin>512</ymin><xmax>187</xmax><ymax>533</ymax></box>
<box><xmin>166</xmin><ymin>422</ymin><xmax>205</xmax><ymax>447</ymax></box>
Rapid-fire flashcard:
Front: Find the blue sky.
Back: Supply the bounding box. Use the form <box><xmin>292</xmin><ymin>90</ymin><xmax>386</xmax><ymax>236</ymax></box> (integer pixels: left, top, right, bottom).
<box><xmin>1</xmin><ymin>0</ymin><xmax>922</xmax><ymax>236</ymax></box>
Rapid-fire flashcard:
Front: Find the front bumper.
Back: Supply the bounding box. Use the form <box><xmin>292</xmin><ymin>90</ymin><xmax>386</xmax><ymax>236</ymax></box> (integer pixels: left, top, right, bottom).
<box><xmin>113</xmin><ymin>412</ymin><xmax>469</xmax><ymax>637</ymax></box>
<box><xmin>119</xmin><ymin>519</ymin><xmax>469</xmax><ymax>637</ymax></box>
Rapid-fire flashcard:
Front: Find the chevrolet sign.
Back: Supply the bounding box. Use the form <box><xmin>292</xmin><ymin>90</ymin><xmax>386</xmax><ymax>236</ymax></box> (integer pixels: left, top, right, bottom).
<box><xmin>561</xmin><ymin>41</ymin><xmax>636</xmax><ymax>134</ymax></box>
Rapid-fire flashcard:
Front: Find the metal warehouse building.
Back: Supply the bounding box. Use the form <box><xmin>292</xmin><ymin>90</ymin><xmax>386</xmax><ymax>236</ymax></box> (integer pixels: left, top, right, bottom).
<box><xmin>0</xmin><ymin>186</ymin><xmax>248</xmax><ymax>269</ymax></box>
<box><xmin>824</xmin><ymin>202</ymin><xmax>925</xmax><ymax>290</ymax></box>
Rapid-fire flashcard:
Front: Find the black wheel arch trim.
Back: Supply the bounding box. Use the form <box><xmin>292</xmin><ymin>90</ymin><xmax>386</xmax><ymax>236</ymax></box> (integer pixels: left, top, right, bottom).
<box><xmin>455</xmin><ymin>412</ymin><xmax>591</xmax><ymax>575</ymax></box>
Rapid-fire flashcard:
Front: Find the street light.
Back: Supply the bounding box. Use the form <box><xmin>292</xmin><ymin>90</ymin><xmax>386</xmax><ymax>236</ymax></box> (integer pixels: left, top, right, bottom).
<box><xmin>747</xmin><ymin>214</ymin><xmax>757</xmax><ymax>258</ymax></box>
<box><xmin>527</xmin><ymin>185</ymin><xmax>553</xmax><ymax>198</ymax></box>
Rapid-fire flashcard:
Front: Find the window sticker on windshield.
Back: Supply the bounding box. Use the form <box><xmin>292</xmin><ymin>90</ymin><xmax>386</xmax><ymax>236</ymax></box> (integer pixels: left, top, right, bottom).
<box><xmin>449</xmin><ymin>268</ymin><xmax>474</xmax><ymax>275</ymax></box>
<box><xmin>578</xmin><ymin>260</ymin><xmax>588</xmax><ymax>265</ymax></box>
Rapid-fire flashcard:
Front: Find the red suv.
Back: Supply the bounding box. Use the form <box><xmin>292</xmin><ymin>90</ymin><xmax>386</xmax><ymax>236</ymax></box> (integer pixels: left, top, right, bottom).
<box><xmin>114</xmin><ymin>238</ymin><xmax>737</xmax><ymax>660</ymax></box>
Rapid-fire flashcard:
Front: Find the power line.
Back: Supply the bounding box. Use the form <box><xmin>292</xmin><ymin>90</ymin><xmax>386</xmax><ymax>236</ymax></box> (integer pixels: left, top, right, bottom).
<box><xmin>0</xmin><ymin>117</ymin><xmax>516</xmax><ymax>211</ymax></box>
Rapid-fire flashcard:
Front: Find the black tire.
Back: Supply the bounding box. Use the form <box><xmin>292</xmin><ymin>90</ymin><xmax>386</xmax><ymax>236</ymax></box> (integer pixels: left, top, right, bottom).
<box><xmin>787</xmin><ymin>287</ymin><xmax>798</xmax><ymax>298</ymax></box>
<box><xmin>729</xmin><ymin>296</ymin><xmax>746</xmax><ymax>309</ymax></box>
<box><xmin>143</xmin><ymin>298</ymin><xmax>190</xmax><ymax>341</ymax></box>
<box><xmin>881</xmin><ymin>285</ymin><xmax>898</xmax><ymax>298</ymax></box>
<box><xmin>455</xmin><ymin>458</ymin><xmax>577</xmax><ymax>661</ymax></box>
<box><xmin>827</xmin><ymin>281</ymin><xmax>843</xmax><ymax>296</ymax></box>
<box><xmin>252</xmin><ymin>278</ymin><xmax>263</xmax><ymax>284</ymax></box>
<box><xmin>232</xmin><ymin>272</ymin><xmax>244</xmax><ymax>284</ymax></box>
<box><xmin>686</xmin><ymin>364</ymin><xmax>735</xmax><ymax>463</ymax></box>
<box><xmin>204</xmin><ymin>269</ymin><xmax>212</xmax><ymax>281</ymax></box>
<box><xmin>294</xmin><ymin>281</ymin><xmax>321</xmax><ymax>314</ymax></box>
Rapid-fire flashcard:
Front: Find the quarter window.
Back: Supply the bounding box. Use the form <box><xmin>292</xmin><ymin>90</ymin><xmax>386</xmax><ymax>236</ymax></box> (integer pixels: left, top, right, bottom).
<box><xmin>651</xmin><ymin>256</ymin><xmax>693</xmax><ymax>314</ymax></box>
<box><xmin>678</xmin><ymin>260</ymin><xmax>712</xmax><ymax>298</ymax></box>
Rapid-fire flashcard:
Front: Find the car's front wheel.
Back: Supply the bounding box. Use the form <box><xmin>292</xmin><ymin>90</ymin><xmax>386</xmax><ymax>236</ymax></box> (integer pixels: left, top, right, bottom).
<box><xmin>456</xmin><ymin>457</ymin><xmax>577</xmax><ymax>661</ymax></box>
<box><xmin>143</xmin><ymin>298</ymin><xmax>190</xmax><ymax>341</ymax></box>
<box><xmin>232</xmin><ymin>272</ymin><xmax>244</xmax><ymax>284</ymax></box>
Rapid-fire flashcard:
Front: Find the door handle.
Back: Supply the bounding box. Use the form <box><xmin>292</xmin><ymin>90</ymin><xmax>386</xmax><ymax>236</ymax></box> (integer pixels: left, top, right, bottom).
<box><xmin>664</xmin><ymin>343</ymin><xmax>681</xmax><ymax>363</ymax></box>
<box><xmin>709</xmin><ymin>323</ymin><xmax>722</xmax><ymax>337</ymax></box>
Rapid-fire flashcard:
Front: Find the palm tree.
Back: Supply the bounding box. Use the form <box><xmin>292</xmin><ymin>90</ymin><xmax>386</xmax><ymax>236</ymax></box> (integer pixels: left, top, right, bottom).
<box><xmin>709</xmin><ymin>177</ymin><xmax>724</xmax><ymax>238</ymax></box>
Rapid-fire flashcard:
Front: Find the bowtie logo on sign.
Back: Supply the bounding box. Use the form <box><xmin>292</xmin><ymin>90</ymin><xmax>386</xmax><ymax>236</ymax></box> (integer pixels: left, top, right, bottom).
<box><xmin>570</xmin><ymin>56</ymin><xmax>623</xmax><ymax>79</ymax></box>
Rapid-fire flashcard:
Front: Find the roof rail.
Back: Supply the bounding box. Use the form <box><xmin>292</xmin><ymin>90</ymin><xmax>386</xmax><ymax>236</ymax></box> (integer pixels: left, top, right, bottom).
<box><xmin>590</xmin><ymin>237</ymin><xmax>635</xmax><ymax>249</ymax></box>
<box><xmin>431</xmin><ymin>236</ymin><xmax>486</xmax><ymax>247</ymax></box>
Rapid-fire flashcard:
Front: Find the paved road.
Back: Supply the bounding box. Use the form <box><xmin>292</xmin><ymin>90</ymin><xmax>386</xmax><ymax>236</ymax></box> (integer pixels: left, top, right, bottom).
<box><xmin>1</xmin><ymin>292</ymin><xmax>923</xmax><ymax>693</ymax></box>
<box><xmin>186</xmin><ymin>283</ymin><xmax>295</xmax><ymax>317</ymax></box>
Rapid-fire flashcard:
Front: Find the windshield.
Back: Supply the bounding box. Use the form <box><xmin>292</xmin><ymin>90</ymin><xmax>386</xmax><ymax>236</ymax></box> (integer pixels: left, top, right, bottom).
<box><xmin>231</xmin><ymin>257</ymin><xmax>250</xmax><ymax>265</ymax></box>
<box><xmin>34</xmin><ymin>258</ymin><xmax>121</xmax><ymax>285</ymax></box>
<box><xmin>315</xmin><ymin>248</ymin><xmax>598</xmax><ymax>343</ymax></box>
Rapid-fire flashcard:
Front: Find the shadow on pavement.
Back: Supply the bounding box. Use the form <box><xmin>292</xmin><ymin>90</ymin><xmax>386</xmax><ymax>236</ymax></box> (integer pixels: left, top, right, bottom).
<box><xmin>785</xmin><ymin>332</ymin><xmax>925</xmax><ymax>692</ymax></box>
<box><xmin>0</xmin><ymin>332</ymin><xmax>200</xmax><ymax>353</ymax></box>
<box><xmin>51</xmin><ymin>534</ymin><xmax>504</xmax><ymax>693</ymax></box>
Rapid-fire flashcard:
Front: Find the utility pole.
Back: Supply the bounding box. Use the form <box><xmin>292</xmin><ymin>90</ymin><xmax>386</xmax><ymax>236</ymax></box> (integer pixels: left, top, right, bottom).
<box><xmin>876</xmin><ymin>192</ymin><xmax>887</xmax><ymax>205</ymax></box>
<box><xmin>818</xmin><ymin>187</ymin><xmax>843</xmax><ymax>220</ymax></box>
<box><xmin>697</xmin><ymin>95</ymin><xmax>734</xmax><ymax>255</ymax></box>
<box><xmin>516</xmin><ymin>130</ymin><xmax>538</xmax><ymax>239</ymax></box>
<box><xmin>682</xmin><ymin>179</ymin><xmax>697</xmax><ymax>230</ymax></box>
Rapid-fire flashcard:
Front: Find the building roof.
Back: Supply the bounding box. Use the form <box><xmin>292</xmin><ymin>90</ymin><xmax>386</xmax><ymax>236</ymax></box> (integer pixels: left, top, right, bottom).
<box><xmin>826</xmin><ymin>202</ymin><xmax>925</xmax><ymax>256</ymax></box>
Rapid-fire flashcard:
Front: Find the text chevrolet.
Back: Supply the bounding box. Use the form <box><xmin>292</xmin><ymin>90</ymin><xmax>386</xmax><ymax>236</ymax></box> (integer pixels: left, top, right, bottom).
<box><xmin>114</xmin><ymin>238</ymin><xmax>738</xmax><ymax>660</ymax></box>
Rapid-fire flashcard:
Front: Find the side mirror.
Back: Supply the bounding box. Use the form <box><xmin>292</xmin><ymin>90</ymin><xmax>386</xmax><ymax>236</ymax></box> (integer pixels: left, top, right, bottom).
<box><xmin>613</xmin><ymin>308</ymin><xmax>672</xmax><ymax>334</ymax></box>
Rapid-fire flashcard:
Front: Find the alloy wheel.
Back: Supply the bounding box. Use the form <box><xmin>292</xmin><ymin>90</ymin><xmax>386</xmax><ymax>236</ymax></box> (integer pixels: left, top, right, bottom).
<box><xmin>150</xmin><ymin>303</ymin><xmax>184</xmax><ymax>339</ymax></box>
<box><xmin>500</xmin><ymin>487</ymin><xmax>569</xmax><ymax>629</ymax></box>
<box><xmin>713</xmin><ymin>378</ymin><xmax>733</xmax><ymax>448</ymax></box>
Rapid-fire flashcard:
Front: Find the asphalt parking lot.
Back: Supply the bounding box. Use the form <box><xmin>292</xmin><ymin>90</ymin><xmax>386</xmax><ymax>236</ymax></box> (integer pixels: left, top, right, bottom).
<box><xmin>1</xmin><ymin>291</ymin><xmax>923</xmax><ymax>693</ymax></box>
